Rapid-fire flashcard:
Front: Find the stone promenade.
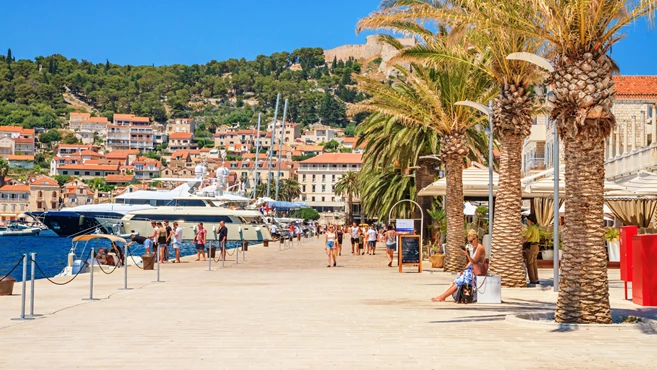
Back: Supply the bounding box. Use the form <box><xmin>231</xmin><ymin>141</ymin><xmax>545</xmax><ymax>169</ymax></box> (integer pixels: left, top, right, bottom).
<box><xmin>1</xmin><ymin>237</ymin><xmax>656</xmax><ymax>369</ymax></box>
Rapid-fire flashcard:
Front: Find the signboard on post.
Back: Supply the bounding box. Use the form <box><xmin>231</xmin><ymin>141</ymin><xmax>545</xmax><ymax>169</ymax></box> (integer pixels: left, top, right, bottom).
<box><xmin>398</xmin><ymin>234</ymin><xmax>422</xmax><ymax>273</ymax></box>
<box><xmin>396</xmin><ymin>219</ymin><xmax>414</xmax><ymax>234</ymax></box>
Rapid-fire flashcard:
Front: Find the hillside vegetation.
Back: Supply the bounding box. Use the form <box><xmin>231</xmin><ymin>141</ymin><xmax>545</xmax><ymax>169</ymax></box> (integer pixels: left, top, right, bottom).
<box><xmin>0</xmin><ymin>48</ymin><xmax>367</xmax><ymax>131</ymax></box>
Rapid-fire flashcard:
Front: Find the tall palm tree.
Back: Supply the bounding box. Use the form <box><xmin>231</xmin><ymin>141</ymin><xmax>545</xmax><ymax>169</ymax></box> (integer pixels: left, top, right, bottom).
<box><xmin>0</xmin><ymin>158</ymin><xmax>9</xmax><ymax>188</ymax></box>
<box><xmin>358</xmin><ymin>0</ymin><xmax>545</xmax><ymax>288</ymax></box>
<box><xmin>474</xmin><ymin>0</ymin><xmax>657</xmax><ymax>323</ymax></box>
<box><xmin>279</xmin><ymin>178</ymin><xmax>301</xmax><ymax>202</ymax></box>
<box><xmin>352</xmin><ymin>59</ymin><xmax>495</xmax><ymax>272</ymax></box>
<box><xmin>334</xmin><ymin>171</ymin><xmax>360</xmax><ymax>223</ymax></box>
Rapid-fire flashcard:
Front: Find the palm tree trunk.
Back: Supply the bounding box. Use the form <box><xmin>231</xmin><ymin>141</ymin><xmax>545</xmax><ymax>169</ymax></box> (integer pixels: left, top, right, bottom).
<box><xmin>348</xmin><ymin>193</ymin><xmax>353</xmax><ymax>224</ymax></box>
<box><xmin>555</xmin><ymin>129</ymin><xmax>611</xmax><ymax>324</ymax></box>
<box><xmin>490</xmin><ymin>134</ymin><xmax>526</xmax><ymax>287</ymax></box>
<box><xmin>443</xmin><ymin>156</ymin><xmax>466</xmax><ymax>272</ymax></box>
<box><xmin>415</xmin><ymin>160</ymin><xmax>436</xmax><ymax>242</ymax></box>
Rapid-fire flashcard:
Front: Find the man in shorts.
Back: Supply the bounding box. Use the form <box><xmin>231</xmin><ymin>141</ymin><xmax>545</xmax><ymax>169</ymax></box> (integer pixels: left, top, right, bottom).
<box><xmin>367</xmin><ymin>224</ymin><xmax>378</xmax><ymax>255</ymax></box>
<box><xmin>163</xmin><ymin>220</ymin><xmax>172</xmax><ymax>262</ymax></box>
<box><xmin>218</xmin><ymin>220</ymin><xmax>228</xmax><ymax>261</ymax></box>
<box><xmin>127</xmin><ymin>234</ymin><xmax>153</xmax><ymax>256</ymax></box>
<box><xmin>171</xmin><ymin>221</ymin><xmax>183</xmax><ymax>263</ymax></box>
<box><xmin>350</xmin><ymin>221</ymin><xmax>359</xmax><ymax>255</ymax></box>
<box><xmin>195</xmin><ymin>222</ymin><xmax>207</xmax><ymax>261</ymax></box>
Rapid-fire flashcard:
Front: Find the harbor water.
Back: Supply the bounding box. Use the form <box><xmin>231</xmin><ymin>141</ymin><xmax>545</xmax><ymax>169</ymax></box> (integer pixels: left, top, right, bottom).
<box><xmin>1</xmin><ymin>235</ymin><xmax>247</xmax><ymax>282</ymax></box>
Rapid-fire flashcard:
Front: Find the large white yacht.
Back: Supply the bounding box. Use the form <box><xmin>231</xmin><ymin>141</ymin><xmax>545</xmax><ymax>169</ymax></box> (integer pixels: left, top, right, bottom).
<box><xmin>120</xmin><ymin>197</ymin><xmax>271</xmax><ymax>242</ymax></box>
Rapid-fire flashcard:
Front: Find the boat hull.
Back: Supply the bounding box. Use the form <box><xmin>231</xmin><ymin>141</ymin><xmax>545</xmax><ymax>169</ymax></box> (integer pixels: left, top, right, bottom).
<box><xmin>121</xmin><ymin>219</ymin><xmax>271</xmax><ymax>243</ymax></box>
<box><xmin>41</xmin><ymin>212</ymin><xmax>107</xmax><ymax>237</ymax></box>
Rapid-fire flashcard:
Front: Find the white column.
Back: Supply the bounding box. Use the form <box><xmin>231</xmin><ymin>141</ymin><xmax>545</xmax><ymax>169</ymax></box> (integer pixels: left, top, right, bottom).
<box><xmin>624</xmin><ymin>120</ymin><xmax>629</xmax><ymax>154</ymax></box>
<box><xmin>653</xmin><ymin>104</ymin><xmax>657</xmax><ymax>146</ymax></box>
<box><xmin>614</xmin><ymin>125</ymin><xmax>620</xmax><ymax>157</ymax></box>
<box><xmin>632</xmin><ymin>115</ymin><xmax>637</xmax><ymax>151</ymax></box>
<box><xmin>641</xmin><ymin>111</ymin><xmax>646</xmax><ymax>148</ymax></box>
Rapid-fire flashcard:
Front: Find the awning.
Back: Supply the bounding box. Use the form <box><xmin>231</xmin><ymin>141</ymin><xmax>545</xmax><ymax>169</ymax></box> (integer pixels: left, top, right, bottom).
<box><xmin>417</xmin><ymin>164</ymin><xmax>498</xmax><ymax>197</ymax></box>
<box><xmin>269</xmin><ymin>201</ymin><xmax>308</xmax><ymax>211</ymax></box>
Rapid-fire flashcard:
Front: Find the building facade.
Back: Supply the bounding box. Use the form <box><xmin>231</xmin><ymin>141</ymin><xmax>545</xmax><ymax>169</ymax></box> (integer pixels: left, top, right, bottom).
<box><xmin>297</xmin><ymin>153</ymin><xmax>362</xmax><ymax>213</ymax></box>
<box><xmin>0</xmin><ymin>184</ymin><xmax>31</xmax><ymax>220</ymax></box>
<box><xmin>28</xmin><ymin>176</ymin><xmax>60</xmax><ymax>212</ymax></box>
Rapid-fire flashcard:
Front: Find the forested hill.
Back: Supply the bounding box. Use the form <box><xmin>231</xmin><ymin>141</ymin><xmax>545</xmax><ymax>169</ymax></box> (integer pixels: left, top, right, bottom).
<box><xmin>0</xmin><ymin>47</ymin><xmax>370</xmax><ymax>131</ymax></box>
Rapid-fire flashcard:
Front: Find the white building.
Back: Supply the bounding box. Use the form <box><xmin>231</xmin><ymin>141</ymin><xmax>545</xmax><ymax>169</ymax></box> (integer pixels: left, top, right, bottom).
<box><xmin>297</xmin><ymin>153</ymin><xmax>362</xmax><ymax>215</ymax></box>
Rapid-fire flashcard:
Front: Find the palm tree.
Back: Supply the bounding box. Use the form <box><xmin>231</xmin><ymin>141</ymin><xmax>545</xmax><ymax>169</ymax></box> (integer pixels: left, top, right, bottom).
<box><xmin>358</xmin><ymin>0</ymin><xmax>545</xmax><ymax>288</ymax></box>
<box><xmin>0</xmin><ymin>158</ymin><xmax>9</xmax><ymax>188</ymax></box>
<box><xmin>352</xmin><ymin>59</ymin><xmax>495</xmax><ymax>272</ymax></box>
<box><xmin>473</xmin><ymin>0</ymin><xmax>657</xmax><ymax>323</ymax></box>
<box><xmin>358</xmin><ymin>166</ymin><xmax>415</xmax><ymax>221</ymax></box>
<box><xmin>279</xmin><ymin>178</ymin><xmax>301</xmax><ymax>202</ymax></box>
<box><xmin>334</xmin><ymin>171</ymin><xmax>360</xmax><ymax>223</ymax></box>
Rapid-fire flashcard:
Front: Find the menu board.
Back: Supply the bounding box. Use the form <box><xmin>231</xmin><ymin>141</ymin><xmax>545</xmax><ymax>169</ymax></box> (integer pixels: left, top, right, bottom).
<box><xmin>399</xmin><ymin>235</ymin><xmax>422</xmax><ymax>273</ymax></box>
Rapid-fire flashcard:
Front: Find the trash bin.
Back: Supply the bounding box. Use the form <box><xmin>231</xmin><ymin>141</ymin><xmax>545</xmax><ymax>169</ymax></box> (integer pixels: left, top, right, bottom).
<box><xmin>142</xmin><ymin>254</ymin><xmax>155</xmax><ymax>270</ymax></box>
<box><xmin>0</xmin><ymin>276</ymin><xmax>16</xmax><ymax>296</ymax></box>
<box><xmin>242</xmin><ymin>241</ymin><xmax>249</xmax><ymax>251</ymax></box>
<box><xmin>207</xmin><ymin>245</ymin><xmax>216</xmax><ymax>258</ymax></box>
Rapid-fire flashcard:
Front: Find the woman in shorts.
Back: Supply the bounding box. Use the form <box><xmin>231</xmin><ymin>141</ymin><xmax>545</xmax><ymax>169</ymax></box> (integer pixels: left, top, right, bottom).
<box><xmin>385</xmin><ymin>224</ymin><xmax>397</xmax><ymax>267</ymax></box>
<box><xmin>325</xmin><ymin>225</ymin><xmax>337</xmax><ymax>267</ymax></box>
<box><xmin>336</xmin><ymin>225</ymin><xmax>343</xmax><ymax>256</ymax></box>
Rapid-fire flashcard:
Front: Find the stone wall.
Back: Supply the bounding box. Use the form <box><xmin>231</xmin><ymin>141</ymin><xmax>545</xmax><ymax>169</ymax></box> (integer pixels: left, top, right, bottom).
<box><xmin>324</xmin><ymin>35</ymin><xmax>416</xmax><ymax>76</ymax></box>
<box><xmin>611</xmin><ymin>100</ymin><xmax>655</xmax><ymax>151</ymax></box>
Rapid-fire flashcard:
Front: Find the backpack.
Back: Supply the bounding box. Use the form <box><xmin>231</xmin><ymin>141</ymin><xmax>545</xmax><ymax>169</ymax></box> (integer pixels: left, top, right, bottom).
<box><xmin>454</xmin><ymin>283</ymin><xmax>474</xmax><ymax>304</ymax></box>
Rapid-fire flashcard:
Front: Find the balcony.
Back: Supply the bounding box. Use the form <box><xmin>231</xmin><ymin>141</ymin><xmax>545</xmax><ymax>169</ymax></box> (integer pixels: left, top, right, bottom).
<box><xmin>524</xmin><ymin>124</ymin><xmax>546</xmax><ymax>145</ymax></box>
<box><xmin>523</xmin><ymin>157</ymin><xmax>545</xmax><ymax>176</ymax></box>
<box><xmin>605</xmin><ymin>144</ymin><xmax>657</xmax><ymax>181</ymax></box>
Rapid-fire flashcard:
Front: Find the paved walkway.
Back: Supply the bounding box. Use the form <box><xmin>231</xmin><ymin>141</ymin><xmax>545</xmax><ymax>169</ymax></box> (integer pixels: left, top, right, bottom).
<box><xmin>1</xmin><ymin>237</ymin><xmax>656</xmax><ymax>369</ymax></box>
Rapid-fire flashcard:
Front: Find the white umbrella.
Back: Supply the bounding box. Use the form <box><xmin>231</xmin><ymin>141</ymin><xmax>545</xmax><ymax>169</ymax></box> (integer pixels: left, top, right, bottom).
<box><xmin>417</xmin><ymin>164</ymin><xmax>498</xmax><ymax>197</ymax></box>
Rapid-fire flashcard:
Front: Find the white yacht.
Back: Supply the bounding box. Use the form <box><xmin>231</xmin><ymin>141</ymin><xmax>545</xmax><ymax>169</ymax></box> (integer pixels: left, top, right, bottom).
<box><xmin>120</xmin><ymin>197</ymin><xmax>271</xmax><ymax>242</ymax></box>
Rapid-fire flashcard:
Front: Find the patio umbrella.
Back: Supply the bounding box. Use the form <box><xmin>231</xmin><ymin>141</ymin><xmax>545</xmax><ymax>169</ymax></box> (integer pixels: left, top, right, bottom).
<box><xmin>417</xmin><ymin>164</ymin><xmax>498</xmax><ymax>197</ymax></box>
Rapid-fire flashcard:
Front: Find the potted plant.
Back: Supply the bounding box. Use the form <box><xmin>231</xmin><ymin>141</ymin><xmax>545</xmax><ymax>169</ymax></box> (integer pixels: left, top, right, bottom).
<box><xmin>428</xmin><ymin>243</ymin><xmax>445</xmax><ymax>268</ymax></box>
<box><xmin>605</xmin><ymin>227</ymin><xmax>620</xmax><ymax>262</ymax></box>
<box><xmin>0</xmin><ymin>276</ymin><xmax>16</xmax><ymax>296</ymax></box>
<box><xmin>542</xmin><ymin>231</ymin><xmax>563</xmax><ymax>261</ymax></box>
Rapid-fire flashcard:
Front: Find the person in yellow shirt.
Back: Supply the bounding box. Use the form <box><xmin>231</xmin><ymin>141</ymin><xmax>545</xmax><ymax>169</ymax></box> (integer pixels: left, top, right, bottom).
<box><xmin>522</xmin><ymin>214</ymin><xmax>541</xmax><ymax>285</ymax></box>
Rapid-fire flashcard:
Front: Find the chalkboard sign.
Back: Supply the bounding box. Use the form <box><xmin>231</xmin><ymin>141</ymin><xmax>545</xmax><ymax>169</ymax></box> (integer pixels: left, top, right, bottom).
<box><xmin>398</xmin><ymin>235</ymin><xmax>422</xmax><ymax>273</ymax></box>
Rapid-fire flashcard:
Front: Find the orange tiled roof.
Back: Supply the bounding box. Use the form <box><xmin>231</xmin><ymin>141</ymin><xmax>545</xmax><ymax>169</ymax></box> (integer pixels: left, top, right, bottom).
<box><xmin>613</xmin><ymin>76</ymin><xmax>657</xmax><ymax>99</ymax></box>
<box><xmin>113</xmin><ymin>113</ymin><xmax>135</xmax><ymax>120</ymax></box>
<box><xmin>106</xmin><ymin>150</ymin><xmax>139</xmax><ymax>159</ymax></box>
<box><xmin>58</xmin><ymin>164</ymin><xmax>119</xmax><ymax>171</ymax></box>
<box><xmin>29</xmin><ymin>176</ymin><xmax>59</xmax><ymax>187</ymax></box>
<box><xmin>7</xmin><ymin>155</ymin><xmax>34</xmax><ymax>161</ymax></box>
<box><xmin>0</xmin><ymin>184</ymin><xmax>30</xmax><ymax>192</ymax></box>
<box><xmin>300</xmin><ymin>153</ymin><xmax>363</xmax><ymax>165</ymax></box>
<box><xmin>295</xmin><ymin>145</ymin><xmax>324</xmax><ymax>152</ymax></box>
<box><xmin>131</xmin><ymin>116</ymin><xmax>150</xmax><ymax>123</ymax></box>
<box><xmin>342</xmin><ymin>137</ymin><xmax>358</xmax><ymax>143</ymax></box>
<box><xmin>13</xmin><ymin>138</ymin><xmax>34</xmax><ymax>144</ymax></box>
<box><xmin>58</xmin><ymin>144</ymin><xmax>92</xmax><ymax>149</ymax></box>
<box><xmin>0</xmin><ymin>126</ymin><xmax>24</xmax><ymax>133</ymax></box>
<box><xmin>105</xmin><ymin>174</ymin><xmax>135</xmax><ymax>183</ymax></box>
<box><xmin>82</xmin><ymin>117</ymin><xmax>109</xmax><ymax>123</ymax></box>
<box><xmin>169</xmin><ymin>132</ymin><xmax>194</xmax><ymax>140</ymax></box>
<box><xmin>70</xmin><ymin>112</ymin><xmax>91</xmax><ymax>119</ymax></box>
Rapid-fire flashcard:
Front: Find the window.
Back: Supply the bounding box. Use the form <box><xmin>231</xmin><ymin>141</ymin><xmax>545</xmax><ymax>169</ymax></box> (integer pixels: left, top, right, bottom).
<box><xmin>63</xmin><ymin>171</ymin><xmax>68</xmax><ymax>175</ymax></box>
<box><xmin>322</xmin><ymin>175</ymin><xmax>326</xmax><ymax>182</ymax></box>
<box><xmin>312</xmin><ymin>196</ymin><xmax>315</xmax><ymax>202</ymax></box>
<box><xmin>74</xmin><ymin>171</ymin><xmax>80</xmax><ymax>175</ymax></box>
<box><xmin>312</xmin><ymin>185</ymin><xmax>316</xmax><ymax>192</ymax></box>
<box><xmin>38</xmin><ymin>191</ymin><xmax>43</xmax><ymax>197</ymax></box>
<box><xmin>302</xmin><ymin>175</ymin><xmax>306</xmax><ymax>182</ymax></box>
<box><xmin>321</xmin><ymin>196</ymin><xmax>325</xmax><ymax>202</ymax></box>
<box><xmin>20</xmin><ymin>205</ymin><xmax>24</xmax><ymax>211</ymax></box>
<box><xmin>302</xmin><ymin>185</ymin><xmax>306</xmax><ymax>192</ymax></box>
<box><xmin>51</xmin><ymin>202</ymin><xmax>57</xmax><ymax>209</ymax></box>
<box><xmin>321</xmin><ymin>185</ymin><xmax>326</xmax><ymax>192</ymax></box>
<box><xmin>332</xmin><ymin>175</ymin><xmax>335</xmax><ymax>181</ymax></box>
<box><xmin>37</xmin><ymin>201</ymin><xmax>43</xmax><ymax>209</ymax></box>
<box><xmin>312</xmin><ymin>174</ymin><xmax>316</xmax><ymax>181</ymax></box>
<box><xmin>85</xmin><ymin>172</ymin><xmax>90</xmax><ymax>176</ymax></box>
<box><xmin>95</xmin><ymin>172</ymin><xmax>101</xmax><ymax>176</ymax></box>
<box><xmin>52</xmin><ymin>191</ymin><xmax>57</xmax><ymax>197</ymax></box>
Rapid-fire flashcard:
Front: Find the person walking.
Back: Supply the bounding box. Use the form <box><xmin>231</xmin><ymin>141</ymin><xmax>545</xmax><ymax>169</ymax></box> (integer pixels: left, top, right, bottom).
<box><xmin>163</xmin><ymin>220</ymin><xmax>172</xmax><ymax>262</ymax></box>
<box><xmin>195</xmin><ymin>222</ymin><xmax>207</xmax><ymax>261</ymax></box>
<box><xmin>358</xmin><ymin>226</ymin><xmax>366</xmax><ymax>255</ymax></box>
<box><xmin>289</xmin><ymin>223</ymin><xmax>295</xmax><ymax>241</ymax></box>
<box><xmin>295</xmin><ymin>223</ymin><xmax>302</xmax><ymax>242</ymax></box>
<box><xmin>385</xmin><ymin>224</ymin><xmax>397</xmax><ymax>267</ymax></box>
<box><xmin>156</xmin><ymin>222</ymin><xmax>168</xmax><ymax>263</ymax></box>
<box><xmin>336</xmin><ymin>225</ymin><xmax>344</xmax><ymax>256</ymax></box>
<box><xmin>218</xmin><ymin>220</ymin><xmax>228</xmax><ymax>261</ymax></box>
<box><xmin>522</xmin><ymin>214</ymin><xmax>541</xmax><ymax>285</ymax></box>
<box><xmin>350</xmin><ymin>222</ymin><xmax>359</xmax><ymax>255</ymax></box>
<box><xmin>367</xmin><ymin>224</ymin><xmax>378</xmax><ymax>255</ymax></box>
<box><xmin>325</xmin><ymin>225</ymin><xmax>337</xmax><ymax>267</ymax></box>
<box><xmin>172</xmin><ymin>221</ymin><xmax>182</xmax><ymax>263</ymax></box>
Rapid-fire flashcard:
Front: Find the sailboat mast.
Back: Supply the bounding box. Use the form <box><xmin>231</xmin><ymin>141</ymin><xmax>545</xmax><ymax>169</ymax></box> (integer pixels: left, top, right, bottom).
<box><xmin>252</xmin><ymin>113</ymin><xmax>262</xmax><ymax>199</ymax></box>
<box><xmin>267</xmin><ymin>93</ymin><xmax>281</xmax><ymax>198</ymax></box>
<box><xmin>275</xmin><ymin>99</ymin><xmax>288</xmax><ymax>201</ymax></box>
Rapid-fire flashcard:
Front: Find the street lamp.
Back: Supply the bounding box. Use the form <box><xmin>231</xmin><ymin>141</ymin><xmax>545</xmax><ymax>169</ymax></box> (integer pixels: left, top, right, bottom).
<box><xmin>455</xmin><ymin>100</ymin><xmax>494</xmax><ymax>245</ymax></box>
<box><xmin>506</xmin><ymin>52</ymin><xmax>560</xmax><ymax>292</ymax></box>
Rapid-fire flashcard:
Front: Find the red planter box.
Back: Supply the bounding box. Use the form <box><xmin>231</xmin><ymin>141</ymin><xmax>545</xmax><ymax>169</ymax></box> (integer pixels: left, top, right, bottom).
<box><xmin>632</xmin><ymin>234</ymin><xmax>657</xmax><ymax>306</ymax></box>
<box><xmin>620</xmin><ymin>226</ymin><xmax>638</xmax><ymax>282</ymax></box>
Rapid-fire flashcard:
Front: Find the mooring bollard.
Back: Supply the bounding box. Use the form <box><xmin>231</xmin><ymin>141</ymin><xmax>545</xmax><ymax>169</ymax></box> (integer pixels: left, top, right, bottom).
<box><xmin>82</xmin><ymin>249</ymin><xmax>97</xmax><ymax>301</ymax></box>
<box><xmin>28</xmin><ymin>253</ymin><xmax>41</xmax><ymax>317</ymax></box>
<box><xmin>120</xmin><ymin>244</ymin><xmax>130</xmax><ymax>290</ymax></box>
<box><xmin>12</xmin><ymin>254</ymin><xmax>32</xmax><ymax>321</ymax></box>
<box><xmin>154</xmin><ymin>246</ymin><xmax>162</xmax><ymax>282</ymax></box>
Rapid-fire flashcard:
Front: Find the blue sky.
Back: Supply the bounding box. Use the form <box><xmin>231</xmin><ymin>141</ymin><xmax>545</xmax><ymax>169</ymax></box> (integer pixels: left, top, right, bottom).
<box><xmin>0</xmin><ymin>0</ymin><xmax>655</xmax><ymax>75</ymax></box>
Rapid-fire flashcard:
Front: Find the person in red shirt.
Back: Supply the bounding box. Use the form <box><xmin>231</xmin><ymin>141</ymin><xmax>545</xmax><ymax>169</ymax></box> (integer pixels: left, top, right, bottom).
<box><xmin>195</xmin><ymin>222</ymin><xmax>207</xmax><ymax>261</ymax></box>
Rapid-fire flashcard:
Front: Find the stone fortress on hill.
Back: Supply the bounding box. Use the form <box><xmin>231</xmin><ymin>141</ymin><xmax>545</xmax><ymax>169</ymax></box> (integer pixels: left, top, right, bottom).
<box><xmin>323</xmin><ymin>35</ymin><xmax>417</xmax><ymax>77</ymax></box>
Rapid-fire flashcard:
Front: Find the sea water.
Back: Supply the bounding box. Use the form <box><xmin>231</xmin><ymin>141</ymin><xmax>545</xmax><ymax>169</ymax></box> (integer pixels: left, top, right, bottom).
<box><xmin>0</xmin><ymin>235</ymin><xmax>246</xmax><ymax>282</ymax></box>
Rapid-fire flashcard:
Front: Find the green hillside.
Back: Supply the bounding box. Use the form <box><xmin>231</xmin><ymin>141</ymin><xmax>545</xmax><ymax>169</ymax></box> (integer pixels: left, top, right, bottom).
<box><xmin>0</xmin><ymin>48</ymin><xmax>366</xmax><ymax>131</ymax></box>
